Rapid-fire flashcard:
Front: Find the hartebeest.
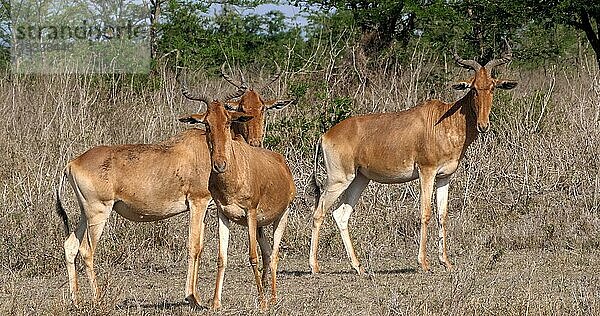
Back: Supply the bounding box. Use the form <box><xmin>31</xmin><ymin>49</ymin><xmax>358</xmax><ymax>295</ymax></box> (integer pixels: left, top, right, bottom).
<box><xmin>221</xmin><ymin>62</ymin><xmax>294</xmax><ymax>147</ymax></box>
<box><xmin>309</xmin><ymin>49</ymin><xmax>517</xmax><ymax>274</ymax></box>
<box><xmin>55</xmin><ymin>64</ymin><xmax>293</xmax><ymax>307</ymax></box>
<box><xmin>180</xmin><ymin>99</ymin><xmax>295</xmax><ymax>311</ymax></box>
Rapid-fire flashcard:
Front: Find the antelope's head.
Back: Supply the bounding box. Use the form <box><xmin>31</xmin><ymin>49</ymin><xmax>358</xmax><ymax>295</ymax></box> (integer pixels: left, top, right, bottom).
<box><xmin>179</xmin><ymin>100</ymin><xmax>253</xmax><ymax>174</ymax></box>
<box><xmin>221</xmin><ymin>62</ymin><xmax>295</xmax><ymax>147</ymax></box>
<box><xmin>452</xmin><ymin>47</ymin><xmax>518</xmax><ymax>133</ymax></box>
<box><xmin>177</xmin><ymin>71</ymin><xmax>250</xmax><ymax>173</ymax></box>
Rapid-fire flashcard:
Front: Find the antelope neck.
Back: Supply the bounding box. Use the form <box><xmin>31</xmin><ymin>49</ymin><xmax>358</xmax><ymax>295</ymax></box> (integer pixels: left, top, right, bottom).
<box><xmin>210</xmin><ymin>135</ymin><xmax>244</xmax><ymax>189</ymax></box>
<box><xmin>436</xmin><ymin>89</ymin><xmax>480</xmax><ymax>147</ymax></box>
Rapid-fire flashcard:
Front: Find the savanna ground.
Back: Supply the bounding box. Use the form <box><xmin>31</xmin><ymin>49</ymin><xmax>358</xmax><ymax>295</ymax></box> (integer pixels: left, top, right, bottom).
<box><xmin>1</xmin><ymin>48</ymin><xmax>600</xmax><ymax>315</ymax></box>
<box><xmin>5</xmin><ymin>249</ymin><xmax>600</xmax><ymax>315</ymax></box>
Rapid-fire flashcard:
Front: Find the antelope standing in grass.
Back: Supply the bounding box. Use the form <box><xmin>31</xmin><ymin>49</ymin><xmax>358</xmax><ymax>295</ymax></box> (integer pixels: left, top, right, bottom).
<box><xmin>180</xmin><ymin>98</ymin><xmax>296</xmax><ymax>311</ymax></box>
<box><xmin>309</xmin><ymin>49</ymin><xmax>518</xmax><ymax>274</ymax></box>
<box><xmin>55</xmin><ymin>64</ymin><xmax>293</xmax><ymax>307</ymax></box>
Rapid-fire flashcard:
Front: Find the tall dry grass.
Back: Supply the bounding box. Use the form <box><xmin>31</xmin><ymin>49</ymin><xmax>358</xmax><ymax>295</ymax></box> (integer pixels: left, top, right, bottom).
<box><xmin>0</xmin><ymin>45</ymin><xmax>599</xmax><ymax>313</ymax></box>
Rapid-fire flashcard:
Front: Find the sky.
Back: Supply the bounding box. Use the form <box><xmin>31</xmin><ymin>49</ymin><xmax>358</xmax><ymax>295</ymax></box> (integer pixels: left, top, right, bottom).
<box><xmin>207</xmin><ymin>3</ymin><xmax>314</xmax><ymax>27</ymax></box>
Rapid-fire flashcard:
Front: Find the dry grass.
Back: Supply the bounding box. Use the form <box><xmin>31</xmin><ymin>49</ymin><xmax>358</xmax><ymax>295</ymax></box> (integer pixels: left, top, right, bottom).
<box><xmin>1</xmin><ymin>48</ymin><xmax>599</xmax><ymax>314</ymax></box>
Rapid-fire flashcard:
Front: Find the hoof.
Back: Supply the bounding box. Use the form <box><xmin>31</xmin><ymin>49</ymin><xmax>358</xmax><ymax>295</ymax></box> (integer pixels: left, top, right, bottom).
<box><xmin>356</xmin><ymin>265</ymin><xmax>366</xmax><ymax>275</ymax></box>
<box><xmin>211</xmin><ymin>299</ymin><xmax>221</xmax><ymax>311</ymax></box>
<box><xmin>68</xmin><ymin>300</ymin><xmax>80</xmax><ymax>311</ymax></box>
<box><xmin>418</xmin><ymin>255</ymin><xmax>430</xmax><ymax>272</ymax></box>
<box><xmin>440</xmin><ymin>260</ymin><xmax>453</xmax><ymax>271</ymax></box>
<box><xmin>310</xmin><ymin>263</ymin><xmax>320</xmax><ymax>274</ymax></box>
<box><xmin>185</xmin><ymin>294</ymin><xmax>203</xmax><ymax>310</ymax></box>
<box><xmin>259</xmin><ymin>300</ymin><xmax>269</xmax><ymax>312</ymax></box>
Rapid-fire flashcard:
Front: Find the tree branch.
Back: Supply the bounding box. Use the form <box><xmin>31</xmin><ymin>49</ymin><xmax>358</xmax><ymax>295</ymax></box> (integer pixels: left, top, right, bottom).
<box><xmin>565</xmin><ymin>19</ymin><xmax>584</xmax><ymax>30</ymax></box>
<box><xmin>574</xmin><ymin>9</ymin><xmax>600</xmax><ymax>67</ymax></box>
<box><xmin>578</xmin><ymin>10</ymin><xmax>600</xmax><ymax>47</ymax></box>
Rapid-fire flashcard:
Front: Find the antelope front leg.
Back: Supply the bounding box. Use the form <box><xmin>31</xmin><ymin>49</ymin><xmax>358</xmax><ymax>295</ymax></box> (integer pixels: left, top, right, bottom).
<box><xmin>247</xmin><ymin>209</ymin><xmax>267</xmax><ymax>311</ymax></box>
<box><xmin>435</xmin><ymin>177</ymin><xmax>453</xmax><ymax>270</ymax></box>
<box><xmin>418</xmin><ymin>169</ymin><xmax>436</xmax><ymax>272</ymax></box>
<box><xmin>185</xmin><ymin>197</ymin><xmax>210</xmax><ymax>308</ymax></box>
<box><xmin>212</xmin><ymin>211</ymin><xmax>230</xmax><ymax>310</ymax></box>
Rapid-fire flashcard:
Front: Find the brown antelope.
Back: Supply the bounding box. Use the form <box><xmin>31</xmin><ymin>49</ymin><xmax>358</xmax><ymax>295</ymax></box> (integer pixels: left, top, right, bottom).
<box><xmin>309</xmin><ymin>49</ymin><xmax>518</xmax><ymax>274</ymax></box>
<box><xmin>180</xmin><ymin>99</ymin><xmax>296</xmax><ymax>311</ymax></box>
<box><xmin>55</xmin><ymin>64</ymin><xmax>293</xmax><ymax>308</ymax></box>
<box><xmin>221</xmin><ymin>62</ymin><xmax>294</xmax><ymax>147</ymax></box>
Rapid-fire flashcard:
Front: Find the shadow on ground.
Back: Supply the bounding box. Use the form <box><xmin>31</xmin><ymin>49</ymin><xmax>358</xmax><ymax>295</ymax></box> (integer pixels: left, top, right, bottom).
<box><xmin>116</xmin><ymin>298</ymin><xmax>194</xmax><ymax>310</ymax></box>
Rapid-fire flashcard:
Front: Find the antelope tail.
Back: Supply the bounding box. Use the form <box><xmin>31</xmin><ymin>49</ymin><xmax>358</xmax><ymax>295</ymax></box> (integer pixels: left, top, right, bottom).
<box><xmin>55</xmin><ymin>168</ymin><xmax>70</xmax><ymax>236</ymax></box>
<box><xmin>312</xmin><ymin>138</ymin><xmax>323</xmax><ymax>205</ymax></box>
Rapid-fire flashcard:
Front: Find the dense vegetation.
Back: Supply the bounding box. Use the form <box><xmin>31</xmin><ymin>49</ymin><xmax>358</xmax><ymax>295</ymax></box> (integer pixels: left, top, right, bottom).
<box><xmin>2</xmin><ymin>1</ymin><xmax>600</xmax><ymax>70</ymax></box>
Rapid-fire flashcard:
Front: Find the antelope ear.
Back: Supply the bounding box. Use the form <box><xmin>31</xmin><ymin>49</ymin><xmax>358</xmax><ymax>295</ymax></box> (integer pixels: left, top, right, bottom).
<box><xmin>178</xmin><ymin>113</ymin><xmax>206</xmax><ymax>125</ymax></box>
<box><xmin>264</xmin><ymin>98</ymin><xmax>295</xmax><ymax>111</ymax></box>
<box><xmin>452</xmin><ymin>82</ymin><xmax>471</xmax><ymax>90</ymax></box>
<box><xmin>496</xmin><ymin>80</ymin><xmax>518</xmax><ymax>90</ymax></box>
<box><xmin>230</xmin><ymin>112</ymin><xmax>254</xmax><ymax>123</ymax></box>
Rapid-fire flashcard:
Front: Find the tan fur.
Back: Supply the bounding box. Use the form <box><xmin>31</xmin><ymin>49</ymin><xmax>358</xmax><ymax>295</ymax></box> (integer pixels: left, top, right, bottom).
<box><xmin>309</xmin><ymin>59</ymin><xmax>517</xmax><ymax>274</ymax></box>
<box><xmin>57</xmin><ymin>84</ymin><xmax>293</xmax><ymax>308</ymax></box>
<box><xmin>227</xmin><ymin>89</ymin><xmax>294</xmax><ymax>147</ymax></box>
<box><xmin>58</xmin><ymin>129</ymin><xmax>211</xmax><ymax>307</ymax></box>
<box><xmin>184</xmin><ymin>100</ymin><xmax>295</xmax><ymax>311</ymax></box>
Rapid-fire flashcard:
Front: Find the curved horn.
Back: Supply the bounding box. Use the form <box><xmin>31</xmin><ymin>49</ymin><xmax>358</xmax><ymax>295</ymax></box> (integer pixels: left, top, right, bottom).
<box><xmin>223</xmin><ymin>85</ymin><xmax>247</xmax><ymax>101</ymax></box>
<box><xmin>221</xmin><ymin>62</ymin><xmax>242</xmax><ymax>88</ymax></box>
<box><xmin>484</xmin><ymin>39</ymin><xmax>512</xmax><ymax>70</ymax></box>
<box><xmin>224</xmin><ymin>103</ymin><xmax>238</xmax><ymax>111</ymax></box>
<box><xmin>452</xmin><ymin>51</ymin><xmax>482</xmax><ymax>71</ymax></box>
<box><xmin>176</xmin><ymin>70</ymin><xmax>211</xmax><ymax>105</ymax></box>
<box><xmin>260</xmin><ymin>60</ymin><xmax>281</xmax><ymax>90</ymax></box>
<box><xmin>239</xmin><ymin>69</ymin><xmax>248</xmax><ymax>89</ymax></box>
